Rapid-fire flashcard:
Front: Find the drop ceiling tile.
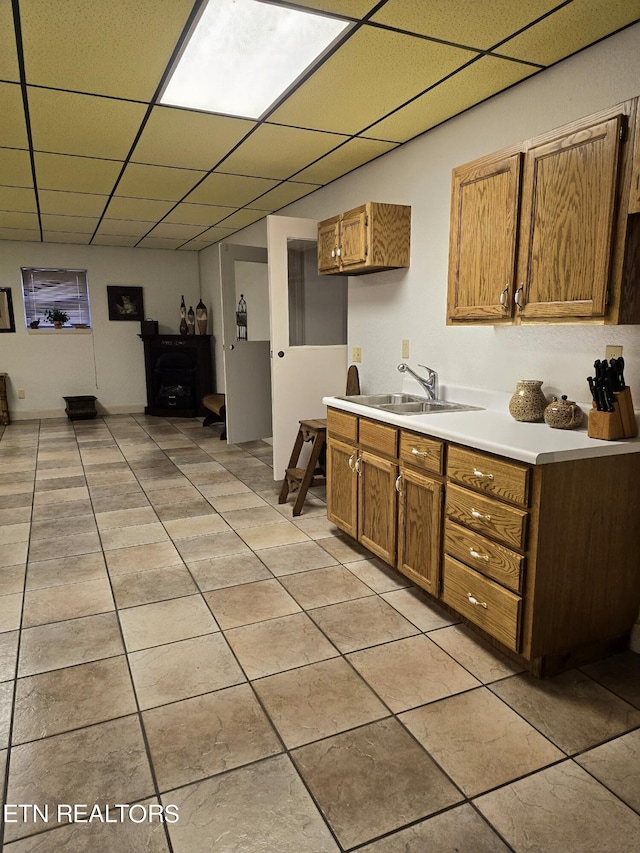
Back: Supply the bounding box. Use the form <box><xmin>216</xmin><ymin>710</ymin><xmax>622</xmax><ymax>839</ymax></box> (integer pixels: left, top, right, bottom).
<box><xmin>131</xmin><ymin>106</ymin><xmax>255</xmax><ymax>171</ymax></box>
<box><xmin>0</xmin><ymin>211</ymin><xmax>39</xmax><ymax>230</ymax></box>
<box><xmin>40</xmin><ymin>214</ymin><xmax>100</xmax><ymax>234</ymax></box>
<box><xmin>28</xmin><ymin>88</ymin><xmax>147</xmax><ymax>160</ymax></box>
<box><xmin>372</xmin><ymin>0</ymin><xmax>560</xmax><ymax>50</ymax></box>
<box><xmin>0</xmin><ymin>227</ymin><xmax>40</xmax><ymax>242</ymax></box>
<box><xmin>35</xmin><ymin>153</ymin><xmax>122</xmax><ymax>194</ymax></box>
<box><xmin>367</xmin><ymin>55</ymin><xmax>537</xmax><ymax>143</ymax></box>
<box><xmin>269</xmin><ymin>26</ymin><xmax>476</xmax><ymax>135</ymax></box>
<box><xmin>0</xmin><ymin>83</ymin><xmax>29</xmax><ymax>149</ymax></box>
<box><xmin>41</xmin><ymin>231</ymin><xmax>92</xmax><ymax>245</ymax></box>
<box><xmin>294</xmin><ymin>137</ymin><xmax>398</xmax><ymax>184</ymax></box>
<box><xmin>0</xmin><ymin>149</ymin><xmax>33</xmax><ymax>187</ymax></box>
<box><xmin>0</xmin><ymin>2</ymin><xmax>19</xmax><ymax>81</ymax></box>
<box><xmin>179</xmin><ymin>236</ymin><xmax>233</xmax><ymax>251</ymax></box>
<box><xmin>95</xmin><ymin>219</ymin><xmax>156</xmax><ymax>238</ymax></box>
<box><xmin>0</xmin><ymin>187</ymin><xmax>37</xmax><ymax>213</ymax></box>
<box><xmin>116</xmin><ymin>163</ymin><xmax>206</xmax><ymax>201</ymax></box>
<box><xmin>104</xmin><ymin>196</ymin><xmax>175</xmax><ymax>221</ymax></box>
<box><xmin>136</xmin><ymin>236</ymin><xmax>186</xmax><ymax>250</ymax></box>
<box><xmin>214</xmin><ymin>209</ymin><xmax>265</xmax><ymax>229</ymax></box>
<box><xmin>20</xmin><ymin>0</ymin><xmax>195</xmax><ymax>100</ymax></box>
<box><xmin>39</xmin><ymin>190</ymin><xmax>108</xmax><ymax>218</ymax></box>
<box><xmin>194</xmin><ymin>226</ymin><xmax>242</xmax><ymax>245</ymax></box>
<box><xmin>92</xmin><ymin>234</ymin><xmax>140</xmax><ymax>248</ymax></box>
<box><xmin>146</xmin><ymin>222</ymin><xmax>206</xmax><ymax>241</ymax></box>
<box><xmin>269</xmin><ymin>0</ymin><xmax>378</xmax><ymax>17</ymax></box>
<box><xmin>164</xmin><ymin>203</ymin><xmax>236</xmax><ymax>227</ymax></box>
<box><xmin>220</xmin><ymin>125</ymin><xmax>345</xmax><ymax>180</ymax></box>
<box><xmin>250</xmin><ymin>181</ymin><xmax>320</xmax><ymax>211</ymax></box>
<box><xmin>184</xmin><ymin>173</ymin><xmax>279</xmax><ymax>207</ymax></box>
<box><xmin>499</xmin><ymin>0</ymin><xmax>640</xmax><ymax>66</ymax></box>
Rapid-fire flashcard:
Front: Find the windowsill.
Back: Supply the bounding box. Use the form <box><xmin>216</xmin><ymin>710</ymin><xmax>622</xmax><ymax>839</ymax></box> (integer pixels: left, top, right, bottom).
<box><xmin>27</xmin><ymin>328</ymin><xmax>93</xmax><ymax>335</ymax></box>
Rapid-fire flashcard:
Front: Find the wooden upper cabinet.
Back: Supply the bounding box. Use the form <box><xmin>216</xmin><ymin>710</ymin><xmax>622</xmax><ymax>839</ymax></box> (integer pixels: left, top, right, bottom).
<box><xmin>516</xmin><ymin>116</ymin><xmax>621</xmax><ymax>320</ymax></box>
<box><xmin>447</xmin><ymin>99</ymin><xmax>640</xmax><ymax>325</ymax></box>
<box><xmin>447</xmin><ymin>152</ymin><xmax>521</xmax><ymax>322</ymax></box>
<box><xmin>317</xmin><ymin>202</ymin><xmax>411</xmax><ymax>276</ymax></box>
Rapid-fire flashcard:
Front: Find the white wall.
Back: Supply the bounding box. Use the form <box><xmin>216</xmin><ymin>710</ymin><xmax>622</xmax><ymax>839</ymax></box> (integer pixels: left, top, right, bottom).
<box><xmin>0</xmin><ymin>241</ymin><xmax>200</xmax><ymax>418</ymax></box>
<box><xmin>226</xmin><ymin>23</ymin><xmax>640</xmax><ymax>408</ymax></box>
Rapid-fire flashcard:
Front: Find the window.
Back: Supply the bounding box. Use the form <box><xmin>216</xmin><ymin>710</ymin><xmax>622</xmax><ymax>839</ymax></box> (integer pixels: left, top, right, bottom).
<box><xmin>21</xmin><ymin>268</ymin><xmax>92</xmax><ymax>328</ymax></box>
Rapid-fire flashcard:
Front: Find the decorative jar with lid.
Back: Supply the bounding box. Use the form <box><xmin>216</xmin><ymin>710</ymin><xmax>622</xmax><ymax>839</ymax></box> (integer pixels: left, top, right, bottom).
<box><xmin>508</xmin><ymin>380</ymin><xmax>547</xmax><ymax>422</ymax></box>
<box><xmin>544</xmin><ymin>395</ymin><xmax>583</xmax><ymax>429</ymax></box>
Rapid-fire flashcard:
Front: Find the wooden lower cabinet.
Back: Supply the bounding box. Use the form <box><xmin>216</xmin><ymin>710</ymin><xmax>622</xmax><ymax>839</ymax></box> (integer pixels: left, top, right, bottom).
<box><xmin>327</xmin><ymin>407</ymin><xmax>640</xmax><ymax>676</ymax></box>
<box><xmin>397</xmin><ymin>466</ymin><xmax>442</xmax><ymax>595</ymax></box>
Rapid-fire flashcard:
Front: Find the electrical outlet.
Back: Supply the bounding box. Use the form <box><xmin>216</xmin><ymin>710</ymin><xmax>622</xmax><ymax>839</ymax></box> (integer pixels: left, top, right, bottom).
<box><xmin>605</xmin><ymin>345</ymin><xmax>623</xmax><ymax>361</ymax></box>
<box><xmin>18</xmin><ymin>389</ymin><xmax>25</xmax><ymax>399</ymax></box>
<box><xmin>401</xmin><ymin>339</ymin><xmax>410</xmax><ymax>359</ymax></box>
<box><xmin>352</xmin><ymin>347</ymin><xmax>362</xmax><ymax>363</ymax></box>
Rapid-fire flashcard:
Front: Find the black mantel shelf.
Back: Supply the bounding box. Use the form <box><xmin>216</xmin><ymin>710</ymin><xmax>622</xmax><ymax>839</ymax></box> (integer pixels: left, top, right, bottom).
<box><xmin>140</xmin><ymin>334</ymin><xmax>214</xmax><ymax>419</ymax></box>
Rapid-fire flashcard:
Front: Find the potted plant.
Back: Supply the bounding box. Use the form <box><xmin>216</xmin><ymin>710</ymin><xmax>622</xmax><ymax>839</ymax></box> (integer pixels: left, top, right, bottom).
<box><xmin>44</xmin><ymin>308</ymin><xmax>69</xmax><ymax>329</ymax></box>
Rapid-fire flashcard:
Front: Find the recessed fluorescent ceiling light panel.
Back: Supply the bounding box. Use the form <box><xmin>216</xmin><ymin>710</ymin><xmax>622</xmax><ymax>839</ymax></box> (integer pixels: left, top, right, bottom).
<box><xmin>160</xmin><ymin>0</ymin><xmax>349</xmax><ymax>119</ymax></box>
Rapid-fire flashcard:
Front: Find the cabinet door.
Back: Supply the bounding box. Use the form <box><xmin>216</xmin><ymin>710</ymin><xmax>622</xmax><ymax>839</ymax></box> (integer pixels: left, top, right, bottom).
<box><xmin>339</xmin><ymin>205</ymin><xmax>368</xmax><ymax>268</ymax></box>
<box><xmin>317</xmin><ymin>216</ymin><xmax>341</xmax><ymax>273</ymax></box>
<box><xmin>397</xmin><ymin>467</ymin><xmax>443</xmax><ymax>594</ymax></box>
<box><xmin>516</xmin><ymin>116</ymin><xmax>622</xmax><ymax>319</ymax></box>
<box><xmin>358</xmin><ymin>450</ymin><xmax>397</xmax><ymax>564</ymax></box>
<box><xmin>447</xmin><ymin>153</ymin><xmax>521</xmax><ymax>321</ymax></box>
<box><xmin>326</xmin><ymin>437</ymin><xmax>358</xmax><ymax>538</ymax></box>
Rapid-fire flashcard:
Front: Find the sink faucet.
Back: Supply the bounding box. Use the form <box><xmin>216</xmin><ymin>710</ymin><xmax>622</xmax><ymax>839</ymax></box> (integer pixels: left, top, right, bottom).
<box><xmin>397</xmin><ymin>363</ymin><xmax>439</xmax><ymax>400</ymax></box>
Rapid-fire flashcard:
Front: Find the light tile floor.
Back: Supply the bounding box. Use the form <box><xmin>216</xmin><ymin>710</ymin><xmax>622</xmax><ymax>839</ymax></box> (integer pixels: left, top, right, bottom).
<box><xmin>1</xmin><ymin>414</ymin><xmax>640</xmax><ymax>852</ymax></box>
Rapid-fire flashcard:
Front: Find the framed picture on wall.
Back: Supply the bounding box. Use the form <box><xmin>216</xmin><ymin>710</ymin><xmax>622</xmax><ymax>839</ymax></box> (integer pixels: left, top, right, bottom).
<box><xmin>0</xmin><ymin>288</ymin><xmax>15</xmax><ymax>333</ymax></box>
<box><xmin>107</xmin><ymin>286</ymin><xmax>144</xmax><ymax>321</ymax></box>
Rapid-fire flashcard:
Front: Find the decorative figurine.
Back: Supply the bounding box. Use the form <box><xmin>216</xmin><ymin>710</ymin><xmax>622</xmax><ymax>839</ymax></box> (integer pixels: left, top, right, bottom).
<box><xmin>196</xmin><ymin>299</ymin><xmax>207</xmax><ymax>335</ymax></box>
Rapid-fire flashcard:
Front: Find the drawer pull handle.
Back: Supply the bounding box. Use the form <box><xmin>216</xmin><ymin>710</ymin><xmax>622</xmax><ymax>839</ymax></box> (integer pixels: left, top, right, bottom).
<box><xmin>471</xmin><ymin>508</ymin><xmax>491</xmax><ymax>522</ymax></box>
<box><xmin>411</xmin><ymin>447</ymin><xmax>429</xmax><ymax>457</ymax></box>
<box><xmin>469</xmin><ymin>548</ymin><xmax>490</xmax><ymax>562</ymax></box>
<box><xmin>473</xmin><ymin>468</ymin><xmax>494</xmax><ymax>480</ymax></box>
<box><xmin>467</xmin><ymin>592</ymin><xmax>488</xmax><ymax>609</ymax></box>
<box><xmin>395</xmin><ymin>474</ymin><xmax>403</xmax><ymax>494</ymax></box>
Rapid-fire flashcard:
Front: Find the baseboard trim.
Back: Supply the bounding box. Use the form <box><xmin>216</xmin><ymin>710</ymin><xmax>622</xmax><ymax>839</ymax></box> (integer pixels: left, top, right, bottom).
<box><xmin>10</xmin><ymin>405</ymin><xmax>146</xmax><ymax>420</ymax></box>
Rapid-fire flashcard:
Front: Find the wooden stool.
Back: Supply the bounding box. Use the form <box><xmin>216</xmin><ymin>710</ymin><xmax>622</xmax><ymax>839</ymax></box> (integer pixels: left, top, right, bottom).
<box><xmin>278</xmin><ymin>418</ymin><xmax>327</xmax><ymax>516</ymax></box>
<box><xmin>202</xmin><ymin>393</ymin><xmax>226</xmax><ymax>439</ymax></box>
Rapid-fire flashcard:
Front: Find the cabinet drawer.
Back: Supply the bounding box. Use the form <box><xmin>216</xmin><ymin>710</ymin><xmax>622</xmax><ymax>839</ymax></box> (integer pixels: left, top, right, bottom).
<box><xmin>447</xmin><ymin>446</ymin><xmax>530</xmax><ymax>507</ymax></box>
<box><xmin>327</xmin><ymin>408</ymin><xmax>357</xmax><ymax>442</ymax></box>
<box><xmin>359</xmin><ymin>418</ymin><xmax>398</xmax><ymax>457</ymax></box>
<box><xmin>444</xmin><ymin>520</ymin><xmax>524</xmax><ymax>593</ymax></box>
<box><xmin>400</xmin><ymin>431</ymin><xmax>443</xmax><ymax>475</ymax></box>
<box><xmin>442</xmin><ymin>555</ymin><xmax>521</xmax><ymax>651</ymax></box>
<box><xmin>446</xmin><ymin>483</ymin><xmax>527</xmax><ymax>551</ymax></box>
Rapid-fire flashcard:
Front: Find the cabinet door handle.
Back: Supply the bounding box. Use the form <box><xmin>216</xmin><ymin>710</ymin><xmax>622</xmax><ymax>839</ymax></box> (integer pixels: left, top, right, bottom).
<box><xmin>395</xmin><ymin>474</ymin><xmax>403</xmax><ymax>494</ymax></box>
<box><xmin>469</xmin><ymin>547</ymin><xmax>490</xmax><ymax>562</ymax></box>
<box><xmin>348</xmin><ymin>453</ymin><xmax>356</xmax><ymax>470</ymax></box>
<box><xmin>472</xmin><ymin>468</ymin><xmax>494</xmax><ymax>481</ymax></box>
<box><xmin>336</xmin><ymin>246</ymin><xmax>342</xmax><ymax>258</ymax></box>
<box><xmin>471</xmin><ymin>508</ymin><xmax>491</xmax><ymax>522</ymax></box>
<box><xmin>355</xmin><ymin>455</ymin><xmax>362</xmax><ymax>475</ymax></box>
<box><xmin>467</xmin><ymin>592</ymin><xmax>488</xmax><ymax>608</ymax></box>
<box><xmin>499</xmin><ymin>284</ymin><xmax>509</xmax><ymax>310</ymax></box>
<box><xmin>514</xmin><ymin>285</ymin><xmax>525</xmax><ymax>310</ymax></box>
<box><xmin>411</xmin><ymin>447</ymin><xmax>429</xmax><ymax>457</ymax></box>
<box><xmin>331</xmin><ymin>248</ymin><xmax>336</xmax><ymax>258</ymax></box>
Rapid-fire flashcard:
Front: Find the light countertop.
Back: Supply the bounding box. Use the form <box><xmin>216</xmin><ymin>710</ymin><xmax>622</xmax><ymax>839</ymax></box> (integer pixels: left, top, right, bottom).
<box><xmin>323</xmin><ymin>382</ymin><xmax>640</xmax><ymax>465</ymax></box>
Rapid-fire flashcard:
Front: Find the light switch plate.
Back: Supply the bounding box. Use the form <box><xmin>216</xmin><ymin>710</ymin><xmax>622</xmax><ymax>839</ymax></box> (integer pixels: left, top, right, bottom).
<box><xmin>352</xmin><ymin>346</ymin><xmax>362</xmax><ymax>363</ymax></box>
<box><xmin>605</xmin><ymin>345</ymin><xmax>623</xmax><ymax>360</ymax></box>
<box><xmin>401</xmin><ymin>339</ymin><xmax>410</xmax><ymax>359</ymax></box>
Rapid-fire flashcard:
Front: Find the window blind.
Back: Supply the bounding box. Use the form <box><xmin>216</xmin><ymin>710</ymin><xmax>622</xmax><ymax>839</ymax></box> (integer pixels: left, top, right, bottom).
<box><xmin>21</xmin><ymin>268</ymin><xmax>91</xmax><ymax>327</ymax></box>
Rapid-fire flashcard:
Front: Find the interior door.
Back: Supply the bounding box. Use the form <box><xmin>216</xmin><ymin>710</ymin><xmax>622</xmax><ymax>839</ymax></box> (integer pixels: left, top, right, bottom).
<box><xmin>220</xmin><ymin>243</ymin><xmax>273</xmax><ymax>444</ymax></box>
<box><xmin>267</xmin><ymin>215</ymin><xmax>348</xmax><ymax>480</ymax></box>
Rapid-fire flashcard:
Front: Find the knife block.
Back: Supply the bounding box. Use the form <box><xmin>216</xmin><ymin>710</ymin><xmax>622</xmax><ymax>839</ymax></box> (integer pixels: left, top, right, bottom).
<box><xmin>588</xmin><ymin>387</ymin><xmax>637</xmax><ymax>440</ymax></box>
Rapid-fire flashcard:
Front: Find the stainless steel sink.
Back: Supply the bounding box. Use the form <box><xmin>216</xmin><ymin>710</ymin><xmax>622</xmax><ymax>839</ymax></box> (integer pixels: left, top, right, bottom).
<box><xmin>336</xmin><ymin>394</ymin><xmax>483</xmax><ymax>415</ymax></box>
<box><xmin>336</xmin><ymin>393</ymin><xmax>426</xmax><ymax>406</ymax></box>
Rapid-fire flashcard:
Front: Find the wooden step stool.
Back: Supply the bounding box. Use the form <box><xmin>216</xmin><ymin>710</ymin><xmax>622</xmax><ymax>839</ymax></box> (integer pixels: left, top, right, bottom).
<box><xmin>278</xmin><ymin>418</ymin><xmax>327</xmax><ymax>516</ymax></box>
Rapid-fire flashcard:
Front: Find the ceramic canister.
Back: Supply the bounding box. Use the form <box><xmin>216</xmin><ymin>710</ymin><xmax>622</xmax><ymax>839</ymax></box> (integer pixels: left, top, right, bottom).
<box><xmin>508</xmin><ymin>380</ymin><xmax>547</xmax><ymax>422</ymax></box>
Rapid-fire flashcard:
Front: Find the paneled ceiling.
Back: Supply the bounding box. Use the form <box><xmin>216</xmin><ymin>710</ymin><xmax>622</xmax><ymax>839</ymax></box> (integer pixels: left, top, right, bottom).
<box><xmin>1</xmin><ymin>0</ymin><xmax>639</xmax><ymax>251</ymax></box>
